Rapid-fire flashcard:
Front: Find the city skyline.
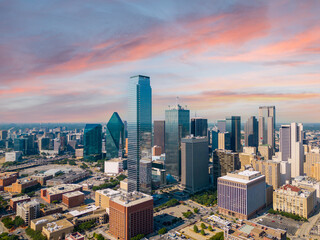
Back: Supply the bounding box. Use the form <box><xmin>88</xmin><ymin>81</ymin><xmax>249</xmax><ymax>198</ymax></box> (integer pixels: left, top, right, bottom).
<box><xmin>1</xmin><ymin>0</ymin><xmax>320</xmax><ymax>123</ymax></box>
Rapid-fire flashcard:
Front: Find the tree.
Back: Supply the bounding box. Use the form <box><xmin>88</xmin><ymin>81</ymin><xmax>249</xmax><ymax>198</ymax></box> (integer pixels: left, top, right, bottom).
<box><xmin>194</xmin><ymin>225</ymin><xmax>199</xmax><ymax>233</ymax></box>
<box><xmin>201</xmin><ymin>223</ymin><xmax>206</xmax><ymax>229</ymax></box>
<box><xmin>158</xmin><ymin>227</ymin><xmax>168</xmax><ymax>235</ymax></box>
<box><xmin>13</xmin><ymin>216</ymin><xmax>25</xmax><ymax>227</ymax></box>
<box><xmin>210</xmin><ymin>232</ymin><xmax>224</xmax><ymax>240</ymax></box>
<box><xmin>194</xmin><ymin>208</ymin><xmax>199</xmax><ymax>214</ymax></box>
<box><xmin>201</xmin><ymin>229</ymin><xmax>205</xmax><ymax>236</ymax></box>
<box><xmin>26</xmin><ymin>227</ymin><xmax>47</xmax><ymax>240</ymax></box>
<box><xmin>208</xmin><ymin>225</ymin><xmax>213</xmax><ymax>231</ymax></box>
<box><xmin>131</xmin><ymin>234</ymin><xmax>145</xmax><ymax>240</ymax></box>
<box><xmin>94</xmin><ymin>233</ymin><xmax>105</xmax><ymax>240</ymax></box>
<box><xmin>0</xmin><ymin>233</ymin><xmax>19</xmax><ymax>240</ymax></box>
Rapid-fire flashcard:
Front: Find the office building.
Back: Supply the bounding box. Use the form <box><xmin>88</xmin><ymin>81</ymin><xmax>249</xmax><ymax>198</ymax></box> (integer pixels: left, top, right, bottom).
<box><xmin>152</xmin><ymin>145</ymin><xmax>162</xmax><ymax>156</ymax></box>
<box><xmin>217</xmin><ymin>120</ymin><xmax>226</xmax><ymax>133</ymax></box>
<box><xmin>42</xmin><ymin>219</ymin><xmax>74</xmax><ymax>240</ymax></box>
<box><xmin>211</xmin><ymin>130</ymin><xmax>219</xmax><ymax>151</ymax></box>
<box><xmin>244</xmin><ymin>116</ymin><xmax>258</xmax><ymax>147</ymax></box>
<box><xmin>83</xmin><ymin>124</ymin><xmax>102</xmax><ymax>159</ymax></box>
<box><xmin>140</xmin><ymin>159</ymin><xmax>152</xmax><ymax>194</ymax></box>
<box><xmin>226</xmin><ymin>116</ymin><xmax>241</xmax><ymax>152</ymax></box>
<box><xmin>212</xmin><ymin>150</ymin><xmax>240</xmax><ymax>188</ymax></box>
<box><xmin>239</xmin><ymin>153</ymin><xmax>256</xmax><ymax>169</ymax></box>
<box><xmin>252</xmin><ymin>159</ymin><xmax>280</xmax><ymax>189</ymax></box>
<box><xmin>288</xmin><ymin>123</ymin><xmax>304</xmax><ymax>178</ymax></box>
<box><xmin>0</xmin><ymin>172</ymin><xmax>18</xmax><ymax>191</ymax></box>
<box><xmin>152</xmin><ymin>168</ymin><xmax>167</xmax><ymax>187</ymax></box>
<box><xmin>62</xmin><ymin>191</ymin><xmax>85</xmax><ymax>208</ymax></box>
<box><xmin>41</xmin><ymin>184</ymin><xmax>82</xmax><ymax>203</ymax></box>
<box><xmin>292</xmin><ymin>176</ymin><xmax>320</xmax><ymax>204</ymax></box>
<box><xmin>304</xmin><ymin>152</ymin><xmax>320</xmax><ymax>179</ymax></box>
<box><xmin>191</xmin><ymin>117</ymin><xmax>208</xmax><ymax>137</ymax></box>
<box><xmin>218</xmin><ymin>132</ymin><xmax>231</xmax><ymax>150</ymax></box>
<box><xmin>258</xmin><ymin>145</ymin><xmax>272</xmax><ymax>160</ymax></box>
<box><xmin>14</xmin><ymin>138</ymin><xmax>27</xmax><ymax>155</ymax></box>
<box><xmin>181</xmin><ymin>136</ymin><xmax>209</xmax><ymax>193</ymax></box>
<box><xmin>10</xmin><ymin>195</ymin><xmax>31</xmax><ymax>211</ymax></box>
<box><xmin>106</xmin><ymin>112</ymin><xmax>125</xmax><ymax>159</ymax></box>
<box><xmin>4</xmin><ymin>179</ymin><xmax>39</xmax><ymax>193</ymax></box>
<box><xmin>5</xmin><ymin>151</ymin><xmax>22</xmax><ymax>162</ymax></box>
<box><xmin>16</xmin><ymin>200</ymin><xmax>40</xmax><ymax>225</ymax></box>
<box><xmin>218</xmin><ymin>170</ymin><xmax>266</xmax><ymax>219</ymax></box>
<box><xmin>273</xmin><ymin>184</ymin><xmax>315</xmax><ymax>219</ymax></box>
<box><xmin>66</xmin><ymin>233</ymin><xmax>85</xmax><ymax>240</ymax></box>
<box><xmin>258</xmin><ymin>106</ymin><xmax>276</xmax><ymax>150</ymax></box>
<box><xmin>109</xmin><ymin>191</ymin><xmax>153</xmax><ymax>240</ymax></box>
<box><xmin>95</xmin><ymin>189</ymin><xmax>121</xmax><ymax>212</ymax></box>
<box><xmin>165</xmin><ymin>104</ymin><xmax>190</xmax><ymax>179</ymax></box>
<box><xmin>104</xmin><ymin>158</ymin><xmax>127</xmax><ymax>175</ymax></box>
<box><xmin>0</xmin><ymin>130</ymin><xmax>8</xmax><ymax>140</ymax></box>
<box><xmin>279</xmin><ymin>125</ymin><xmax>291</xmax><ymax>161</ymax></box>
<box><xmin>153</xmin><ymin>120</ymin><xmax>165</xmax><ymax>153</ymax></box>
<box><xmin>127</xmin><ymin>75</ymin><xmax>152</xmax><ymax>192</ymax></box>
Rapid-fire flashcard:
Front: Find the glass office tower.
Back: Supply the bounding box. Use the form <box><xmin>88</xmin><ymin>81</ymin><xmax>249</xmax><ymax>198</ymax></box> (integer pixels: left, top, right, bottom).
<box><xmin>84</xmin><ymin>124</ymin><xmax>102</xmax><ymax>159</ymax></box>
<box><xmin>191</xmin><ymin>117</ymin><xmax>208</xmax><ymax>137</ymax></box>
<box><xmin>244</xmin><ymin>116</ymin><xmax>258</xmax><ymax>147</ymax></box>
<box><xmin>259</xmin><ymin>106</ymin><xmax>276</xmax><ymax>149</ymax></box>
<box><xmin>127</xmin><ymin>75</ymin><xmax>152</xmax><ymax>192</ymax></box>
<box><xmin>226</xmin><ymin>116</ymin><xmax>241</xmax><ymax>152</ymax></box>
<box><xmin>106</xmin><ymin>112</ymin><xmax>125</xmax><ymax>159</ymax></box>
<box><xmin>165</xmin><ymin>105</ymin><xmax>190</xmax><ymax>179</ymax></box>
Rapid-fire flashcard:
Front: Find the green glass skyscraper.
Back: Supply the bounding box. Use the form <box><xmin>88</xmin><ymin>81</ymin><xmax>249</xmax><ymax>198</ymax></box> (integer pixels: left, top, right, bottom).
<box><xmin>106</xmin><ymin>112</ymin><xmax>125</xmax><ymax>159</ymax></box>
<box><xmin>226</xmin><ymin>116</ymin><xmax>241</xmax><ymax>152</ymax></box>
<box><xmin>165</xmin><ymin>104</ymin><xmax>190</xmax><ymax>179</ymax></box>
<box><xmin>127</xmin><ymin>75</ymin><xmax>152</xmax><ymax>192</ymax></box>
<box><xmin>84</xmin><ymin>124</ymin><xmax>102</xmax><ymax>159</ymax></box>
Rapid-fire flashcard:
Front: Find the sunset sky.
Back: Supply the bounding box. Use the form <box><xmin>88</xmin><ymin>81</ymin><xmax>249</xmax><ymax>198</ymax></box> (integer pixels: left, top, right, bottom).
<box><xmin>1</xmin><ymin>0</ymin><xmax>320</xmax><ymax>123</ymax></box>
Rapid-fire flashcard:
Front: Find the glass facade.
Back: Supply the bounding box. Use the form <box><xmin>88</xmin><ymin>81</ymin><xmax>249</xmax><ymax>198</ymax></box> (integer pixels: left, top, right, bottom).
<box><xmin>258</xmin><ymin>106</ymin><xmax>276</xmax><ymax>148</ymax></box>
<box><xmin>244</xmin><ymin>116</ymin><xmax>258</xmax><ymax>147</ymax></box>
<box><xmin>165</xmin><ymin>105</ymin><xmax>190</xmax><ymax>179</ymax></box>
<box><xmin>106</xmin><ymin>112</ymin><xmax>125</xmax><ymax>159</ymax></box>
<box><xmin>84</xmin><ymin>124</ymin><xmax>102</xmax><ymax>159</ymax></box>
<box><xmin>127</xmin><ymin>75</ymin><xmax>152</xmax><ymax>192</ymax></box>
<box><xmin>226</xmin><ymin>116</ymin><xmax>241</xmax><ymax>152</ymax></box>
<box><xmin>191</xmin><ymin>118</ymin><xmax>208</xmax><ymax>137</ymax></box>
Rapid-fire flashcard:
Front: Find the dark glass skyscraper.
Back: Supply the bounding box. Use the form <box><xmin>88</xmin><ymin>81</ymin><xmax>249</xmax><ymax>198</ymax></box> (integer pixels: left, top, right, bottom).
<box><xmin>165</xmin><ymin>105</ymin><xmax>190</xmax><ymax>179</ymax></box>
<box><xmin>153</xmin><ymin>120</ymin><xmax>165</xmax><ymax>153</ymax></box>
<box><xmin>191</xmin><ymin>118</ymin><xmax>208</xmax><ymax>137</ymax></box>
<box><xmin>244</xmin><ymin>116</ymin><xmax>258</xmax><ymax>147</ymax></box>
<box><xmin>217</xmin><ymin>120</ymin><xmax>226</xmax><ymax>133</ymax></box>
<box><xmin>84</xmin><ymin>124</ymin><xmax>102</xmax><ymax>159</ymax></box>
<box><xmin>226</xmin><ymin>116</ymin><xmax>241</xmax><ymax>152</ymax></box>
<box><xmin>127</xmin><ymin>75</ymin><xmax>152</xmax><ymax>192</ymax></box>
<box><xmin>106</xmin><ymin>112</ymin><xmax>125</xmax><ymax>159</ymax></box>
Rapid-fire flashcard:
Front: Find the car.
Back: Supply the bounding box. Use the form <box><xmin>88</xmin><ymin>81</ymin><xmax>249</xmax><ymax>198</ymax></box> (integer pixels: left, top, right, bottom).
<box><xmin>272</xmin><ymin>220</ymin><xmax>275</xmax><ymax>222</ymax></box>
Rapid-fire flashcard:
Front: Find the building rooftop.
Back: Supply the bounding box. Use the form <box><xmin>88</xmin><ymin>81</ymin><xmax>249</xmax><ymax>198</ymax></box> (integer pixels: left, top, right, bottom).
<box><xmin>238</xmin><ymin>170</ymin><xmax>260</xmax><ymax>177</ymax></box>
<box><xmin>11</xmin><ymin>195</ymin><xmax>30</xmax><ymax>202</ymax></box>
<box><xmin>111</xmin><ymin>191</ymin><xmax>153</xmax><ymax>207</ymax></box>
<box><xmin>219</xmin><ymin>170</ymin><xmax>264</xmax><ymax>184</ymax></box>
<box><xmin>18</xmin><ymin>200</ymin><xmax>39</xmax><ymax>208</ymax></box>
<box><xmin>45</xmin><ymin>184</ymin><xmax>82</xmax><ymax>195</ymax></box>
<box><xmin>43</xmin><ymin>219</ymin><xmax>73</xmax><ymax>233</ymax></box>
<box><xmin>96</xmin><ymin>188</ymin><xmax>121</xmax><ymax>197</ymax></box>
<box><xmin>282</xmin><ymin>184</ymin><xmax>301</xmax><ymax>193</ymax></box>
<box><xmin>63</xmin><ymin>191</ymin><xmax>84</xmax><ymax>198</ymax></box>
<box><xmin>67</xmin><ymin>205</ymin><xmax>100</xmax><ymax>217</ymax></box>
<box><xmin>31</xmin><ymin>214</ymin><xmax>63</xmax><ymax>226</ymax></box>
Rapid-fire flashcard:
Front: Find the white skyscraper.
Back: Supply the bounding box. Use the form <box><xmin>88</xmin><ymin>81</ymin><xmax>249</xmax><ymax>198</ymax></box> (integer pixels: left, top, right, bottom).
<box><xmin>288</xmin><ymin>123</ymin><xmax>304</xmax><ymax>178</ymax></box>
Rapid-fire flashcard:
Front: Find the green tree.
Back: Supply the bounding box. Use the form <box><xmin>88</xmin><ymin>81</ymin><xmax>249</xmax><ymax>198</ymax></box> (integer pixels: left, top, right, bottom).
<box><xmin>194</xmin><ymin>225</ymin><xmax>199</xmax><ymax>233</ymax></box>
<box><xmin>208</xmin><ymin>225</ymin><xmax>213</xmax><ymax>231</ymax></box>
<box><xmin>210</xmin><ymin>232</ymin><xmax>224</xmax><ymax>240</ymax></box>
<box><xmin>13</xmin><ymin>216</ymin><xmax>25</xmax><ymax>227</ymax></box>
<box><xmin>201</xmin><ymin>223</ymin><xmax>206</xmax><ymax>229</ymax></box>
<box><xmin>201</xmin><ymin>229</ymin><xmax>205</xmax><ymax>236</ymax></box>
<box><xmin>131</xmin><ymin>234</ymin><xmax>145</xmax><ymax>240</ymax></box>
<box><xmin>194</xmin><ymin>208</ymin><xmax>199</xmax><ymax>213</ymax></box>
<box><xmin>158</xmin><ymin>227</ymin><xmax>168</xmax><ymax>235</ymax></box>
<box><xmin>0</xmin><ymin>232</ymin><xmax>19</xmax><ymax>240</ymax></box>
<box><xmin>26</xmin><ymin>227</ymin><xmax>47</xmax><ymax>240</ymax></box>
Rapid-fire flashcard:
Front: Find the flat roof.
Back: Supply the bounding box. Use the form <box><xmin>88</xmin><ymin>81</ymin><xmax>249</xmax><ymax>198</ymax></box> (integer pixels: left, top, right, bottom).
<box><xmin>43</xmin><ymin>219</ymin><xmax>73</xmax><ymax>232</ymax></box>
<box><xmin>46</xmin><ymin>184</ymin><xmax>82</xmax><ymax>195</ymax></box>
<box><xmin>63</xmin><ymin>191</ymin><xmax>84</xmax><ymax>198</ymax></box>
<box><xmin>219</xmin><ymin>174</ymin><xmax>265</xmax><ymax>184</ymax></box>
<box><xmin>111</xmin><ymin>191</ymin><xmax>153</xmax><ymax>207</ymax></box>
<box><xmin>96</xmin><ymin>189</ymin><xmax>121</xmax><ymax>197</ymax></box>
<box><xmin>238</xmin><ymin>170</ymin><xmax>260</xmax><ymax>177</ymax></box>
<box><xmin>11</xmin><ymin>195</ymin><xmax>30</xmax><ymax>202</ymax></box>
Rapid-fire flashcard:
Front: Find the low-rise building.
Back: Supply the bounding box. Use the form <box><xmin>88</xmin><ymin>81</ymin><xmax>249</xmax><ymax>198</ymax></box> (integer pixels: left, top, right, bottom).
<box><xmin>42</xmin><ymin>219</ymin><xmax>74</xmax><ymax>240</ymax></box>
<box><xmin>62</xmin><ymin>191</ymin><xmax>85</xmax><ymax>208</ymax></box>
<box><xmin>46</xmin><ymin>171</ymin><xmax>90</xmax><ymax>186</ymax></box>
<box><xmin>4</xmin><ymin>179</ymin><xmax>39</xmax><ymax>193</ymax></box>
<box><xmin>273</xmin><ymin>184</ymin><xmax>315</xmax><ymax>218</ymax></box>
<box><xmin>41</xmin><ymin>184</ymin><xmax>82</xmax><ymax>203</ymax></box>
<box><xmin>292</xmin><ymin>176</ymin><xmax>320</xmax><ymax>204</ymax></box>
<box><xmin>16</xmin><ymin>200</ymin><xmax>40</xmax><ymax>225</ymax></box>
<box><xmin>10</xmin><ymin>195</ymin><xmax>31</xmax><ymax>211</ymax></box>
<box><xmin>40</xmin><ymin>206</ymin><xmax>63</xmax><ymax>217</ymax></box>
<box><xmin>104</xmin><ymin>158</ymin><xmax>127</xmax><ymax>175</ymax></box>
<box><xmin>5</xmin><ymin>151</ymin><xmax>22</xmax><ymax>162</ymax></box>
<box><xmin>0</xmin><ymin>172</ymin><xmax>18</xmax><ymax>190</ymax></box>
<box><xmin>66</xmin><ymin>232</ymin><xmax>85</xmax><ymax>240</ymax></box>
<box><xmin>30</xmin><ymin>174</ymin><xmax>53</xmax><ymax>185</ymax></box>
<box><xmin>30</xmin><ymin>214</ymin><xmax>64</xmax><ymax>231</ymax></box>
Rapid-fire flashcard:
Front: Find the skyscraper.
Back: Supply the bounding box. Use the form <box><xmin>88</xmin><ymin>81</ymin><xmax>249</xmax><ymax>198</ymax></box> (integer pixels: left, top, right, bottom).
<box><xmin>191</xmin><ymin>117</ymin><xmax>208</xmax><ymax>137</ymax></box>
<box><xmin>217</xmin><ymin>120</ymin><xmax>226</xmax><ymax>133</ymax></box>
<box><xmin>258</xmin><ymin>106</ymin><xmax>276</xmax><ymax>150</ymax></box>
<box><xmin>153</xmin><ymin>120</ymin><xmax>165</xmax><ymax>153</ymax></box>
<box><xmin>244</xmin><ymin>116</ymin><xmax>258</xmax><ymax>147</ymax></box>
<box><xmin>106</xmin><ymin>112</ymin><xmax>125</xmax><ymax>159</ymax></box>
<box><xmin>181</xmin><ymin>136</ymin><xmax>209</xmax><ymax>193</ymax></box>
<box><xmin>83</xmin><ymin>124</ymin><xmax>102</xmax><ymax>159</ymax></box>
<box><xmin>226</xmin><ymin>116</ymin><xmax>241</xmax><ymax>152</ymax></box>
<box><xmin>211</xmin><ymin>130</ymin><xmax>219</xmax><ymax>151</ymax></box>
<box><xmin>280</xmin><ymin>125</ymin><xmax>291</xmax><ymax>161</ymax></box>
<box><xmin>127</xmin><ymin>75</ymin><xmax>152</xmax><ymax>192</ymax></box>
<box><xmin>165</xmin><ymin>104</ymin><xmax>190</xmax><ymax>179</ymax></box>
<box><xmin>288</xmin><ymin>123</ymin><xmax>304</xmax><ymax>178</ymax></box>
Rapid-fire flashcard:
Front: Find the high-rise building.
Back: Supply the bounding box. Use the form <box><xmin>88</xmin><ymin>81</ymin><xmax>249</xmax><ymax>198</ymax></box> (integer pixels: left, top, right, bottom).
<box><xmin>226</xmin><ymin>116</ymin><xmax>241</xmax><ymax>152</ymax></box>
<box><xmin>211</xmin><ymin>130</ymin><xmax>219</xmax><ymax>151</ymax></box>
<box><xmin>280</xmin><ymin>125</ymin><xmax>291</xmax><ymax>161</ymax></box>
<box><xmin>14</xmin><ymin>138</ymin><xmax>27</xmax><ymax>155</ymax></box>
<box><xmin>259</xmin><ymin>106</ymin><xmax>276</xmax><ymax>150</ymax></box>
<box><xmin>153</xmin><ymin>120</ymin><xmax>165</xmax><ymax>153</ymax></box>
<box><xmin>139</xmin><ymin>159</ymin><xmax>152</xmax><ymax>194</ymax></box>
<box><xmin>252</xmin><ymin>159</ymin><xmax>280</xmax><ymax>189</ymax></box>
<box><xmin>127</xmin><ymin>75</ymin><xmax>152</xmax><ymax>192</ymax></box>
<box><xmin>109</xmin><ymin>191</ymin><xmax>153</xmax><ymax>240</ymax></box>
<box><xmin>83</xmin><ymin>124</ymin><xmax>102</xmax><ymax>159</ymax></box>
<box><xmin>16</xmin><ymin>200</ymin><xmax>40</xmax><ymax>225</ymax></box>
<box><xmin>181</xmin><ymin>136</ymin><xmax>209</xmax><ymax>193</ymax></box>
<box><xmin>218</xmin><ymin>170</ymin><xmax>266</xmax><ymax>219</ymax></box>
<box><xmin>106</xmin><ymin>112</ymin><xmax>125</xmax><ymax>159</ymax></box>
<box><xmin>191</xmin><ymin>117</ymin><xmax>208</xmax><ymax>137</ymax></box>
<box><xmin>0</xmin><ymin>130</ymin><xmax>8</xmax><ymax>140</ymax></box>
<box><xmin>218</xmin><ymin>132</ymin><xmax>231</xmax><ymax>150</ymax></box>
<box><xmin>304</xmin><ymin>152</ymin><xmax>320</xmax><ymax>179</ymax></box>
<box><xmin>217</xmin><ymin>120</ymin><xmax>226</xmax><ymax>133</ymax></box>
<box><xmin>288</xmin><ymin>123</ymin><xmax>304</xmax><ymax>178</ymax></box>
<box><xmin>258</xmin><ymin>145</ymin><xmax>273</xmax><ymax>160</ymax></box>
<box><xmin>212</xmin><ymin>149</ymin><xmax>240</xmax><ymax>188</ymax></box>
<box><xmin>165</xmin><ymin>104</ymin><xmax>190</xmax><ymax>179</ymax></box>
<box><xmin>244</xmin><ymin>116</ymin><xmax>258</xmax><ymax>147</ymax></box>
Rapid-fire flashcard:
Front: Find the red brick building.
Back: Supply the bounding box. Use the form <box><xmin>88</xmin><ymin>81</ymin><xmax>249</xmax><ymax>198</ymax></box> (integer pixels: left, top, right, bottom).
<box><xmin>0</xmin><ymin>172</ymin><xmax>18</xmax><ymax>190</ymax></box>
<box><xmin>41</xmin><ymin>184</ymin><xmax>82</xmax><ymax>203</ymax></box>
<box><xmin>62</xmin><ymin>191</ymin><xmax>85</xmax><ymax>208</ymax></box>
<box><xmin>10</xmin><ymin>195</ymin><xmax>31</xmax><ymax>211</ymax></box>
<box><xmin>109</xmin><ymin>192</ymin><xmax>153</xmax><ymax>240</ymax></box>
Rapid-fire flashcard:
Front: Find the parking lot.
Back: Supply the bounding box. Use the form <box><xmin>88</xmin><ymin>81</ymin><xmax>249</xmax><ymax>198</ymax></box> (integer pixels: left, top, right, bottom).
<box><xmin>257</xmin><ymin>214</ymin><xmax>303</xmax><ymax>235</ymax></box>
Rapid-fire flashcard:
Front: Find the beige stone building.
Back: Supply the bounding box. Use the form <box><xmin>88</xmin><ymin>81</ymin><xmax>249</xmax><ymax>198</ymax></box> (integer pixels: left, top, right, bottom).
<box><xmin>95</xmin><ymin>189</ymin><xmax>120</xmax><ymax>212</ymax></box>
<box><xmin>239</xmin><ymin>153</ymin><xmax>256</xmax><ymax>169</ymax></box>
<box><xmin>42</xmin><ymin>219</ymin><xmax>74</xmax><ymax>240</ymax></box>
<box><xmin>258</xmin><ymin>145</ymin><xmax>273</xmax><ymax>160</ymax></box>
<box><xmin>273</xmin><ymin>184</ymin><xmax>315</xmax><ymax>219</ymax></box>
<box><xmin>252</xmin><ymin>159</ymin><xmax>280</xmax><ymax>189</ymax></box>
<box><xmin>304</xmin><ymin>152</ymin><xmax>320</xmax><ymax>179</ymax></box>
